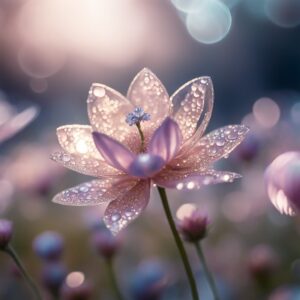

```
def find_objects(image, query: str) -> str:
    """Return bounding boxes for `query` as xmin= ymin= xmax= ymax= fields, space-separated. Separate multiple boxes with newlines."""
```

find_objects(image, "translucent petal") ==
xmin=87 ymin=83 xmax=140 ymax=152
xmin=154 ymin=169 xmax=241 ymax=190
xmin=57 ymin=125 xmax=102 ymax=159
xmin=0 ymin=106 xmax=38 ymax=143
xmin=172 ymin=77 xmax=213 ymax=142
xmin=50 ymin=151 xmax=123 ymax=178
xmin=148 ymin=118 xmax=182 ymax=162
xmin=53 ymin=178 xmax=137 ymax=206
xmin=127 ymin=68 xmax=171 ymax=143
xmin=104 ymin=180 xmax=151 ymax=234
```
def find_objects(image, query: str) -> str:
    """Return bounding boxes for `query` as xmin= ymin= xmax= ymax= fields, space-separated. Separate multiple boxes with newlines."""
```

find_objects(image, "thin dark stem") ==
xmin=136 ymin=122 xmax=145 ymax=152
xmin=194 ymin=242 xmax=220 ymax=300
xmin=4 ymin=244 xmax=43 ymax=300
xmin=157 ymin=187 xmax=199 ymax=300
xmin=106 ymin=258 xmax=124 ymax=300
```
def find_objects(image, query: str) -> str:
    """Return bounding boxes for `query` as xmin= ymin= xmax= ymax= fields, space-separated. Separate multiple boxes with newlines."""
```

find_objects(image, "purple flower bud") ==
xmin=234 ymin=134 xmax=260 ymax=162
xmin=33 ymin=231 xmax=64 ymax=261
xmin=247 ymin=244 xmax=279 ymax=281
xmin=130 ymin=260 xmax=168 ymax=300
xmin=0 ymin=219 xmax=13 ymax=249
xmin=91 ymin=230 xmax=121 ymax=260
xmin=177 ymin=209 xmax=208 ymax=243
xmin=61 ymin=282 xmax=93 ymax=300
xmin=265 ymin=152 xmax=300 ymax=215
xmin=41 ymin=263 xmax=67 ymax=294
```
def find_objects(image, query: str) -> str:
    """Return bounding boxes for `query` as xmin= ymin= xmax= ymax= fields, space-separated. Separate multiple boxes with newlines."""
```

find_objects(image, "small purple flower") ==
xmin=177 ymin=209 xmax=208 ymax=243
xmin=126 ymin=107 xmax=151 ymax=126
xmin=247 ymin=244 xmax=279 ymax=281
xmin=91 ymin=229 xmax=122 ymax=260
xmin=33 ymin=231 xmax=64 ymax=261
xmin=41 ymin=263 xmax=67 ymax=294
xmin=130 ymin=260 xmax=168 ymax=300
xmin=0 ymin=219 xmax=13 ymax=249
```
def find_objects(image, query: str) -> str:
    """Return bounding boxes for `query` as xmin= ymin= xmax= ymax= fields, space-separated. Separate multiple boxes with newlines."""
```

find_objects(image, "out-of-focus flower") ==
xmin=41 ymin=263 xmax=67 ymax=295
xmin=177 ymin=208 xmax=208 ymax=242
xmin=265 ymin=152 xmax=300 ymax=215
xmin=234 ymin=133 xmax=260 ymax=162
xmin=269 ymin=285 xmax=300 ymax=300
xmin=0 ymin=219 xmax=13 ymax=249
xmin=2 ymin=143 xmax=65 ymax=196
xmin=33 ymin=231 xmax=64 ymax=261
xmin=61 ymin=272 xmax=92 ymax=300
xmin=51 ymin=68 xmax=248 ymax=234
xmin=0 ymin=97 xmax=38 ymax=144
xmin=248 ymin=244 xmax=279 ymax=282
xmin=129 ymin=260 xmax=168 ymax=300
xmin=91 ymin=226 xmax=122 ymax=260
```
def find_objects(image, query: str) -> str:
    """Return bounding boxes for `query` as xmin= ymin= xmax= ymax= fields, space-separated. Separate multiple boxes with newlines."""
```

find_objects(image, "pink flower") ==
xmin=51 ymin=69 xmax=248 ymax=234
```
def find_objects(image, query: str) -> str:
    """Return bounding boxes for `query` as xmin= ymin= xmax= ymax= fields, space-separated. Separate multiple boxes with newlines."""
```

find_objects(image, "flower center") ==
xmin=126 ymin=107 xmax=150 ymax=152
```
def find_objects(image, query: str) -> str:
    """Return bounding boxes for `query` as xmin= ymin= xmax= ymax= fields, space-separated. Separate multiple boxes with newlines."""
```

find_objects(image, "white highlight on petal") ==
xmin=75 ymin=140 xmax=89 ymax=154
xmin=66 ymin=272 xmax=85 ymax=288
xmin=176 ymin=203 xmax=197 ymax=221
xmin=253 ymin=97 xmax=280 ymax=128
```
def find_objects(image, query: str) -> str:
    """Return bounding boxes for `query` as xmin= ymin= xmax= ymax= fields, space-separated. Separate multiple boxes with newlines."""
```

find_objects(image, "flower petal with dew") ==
xmin=172 ymin=77 xmax=213 ymax=144
xmin=53 ymin=178 xmax=137 ymax=206
xmin=127 ymin=68 xmax=172 ymax=144
xmin=104 ymin=180 xmax=151 ymax=234
xmin=51 ymin=69 xmax=248 ymax=234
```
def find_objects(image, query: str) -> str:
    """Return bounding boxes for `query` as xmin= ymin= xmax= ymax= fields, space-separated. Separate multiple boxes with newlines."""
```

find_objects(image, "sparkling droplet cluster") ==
xmin=53 ymin=179 xmax=136 ymax=206
xmin=104 ymin=180 xmax=150 ymax=234
xmin=87 ymin=84 xmax=140 ymax=153
xmin=173 ymin=77 xmax=211 ymax=140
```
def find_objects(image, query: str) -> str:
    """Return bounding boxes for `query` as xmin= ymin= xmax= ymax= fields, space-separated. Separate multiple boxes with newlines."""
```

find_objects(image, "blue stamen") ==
xmin=126 ymin=107 xmax=151 ymax=126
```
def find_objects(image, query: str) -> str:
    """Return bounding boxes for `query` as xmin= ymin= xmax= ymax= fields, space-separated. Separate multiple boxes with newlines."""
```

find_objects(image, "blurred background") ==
xmin=0 ymin=0 xmax=300 ymax=299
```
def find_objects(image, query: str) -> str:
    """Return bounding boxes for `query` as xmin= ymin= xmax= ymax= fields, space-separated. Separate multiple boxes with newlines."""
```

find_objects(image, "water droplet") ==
xmin=216 ymin=138 xmax=225 ymax=146
xmin=111 ymin=213 xmax=121 ymax=222
xmin=93 ymin=87 xmax=106 ymax=97
xmin=79 ymin=186 xmax=89 ymax=193
xmin=62 ymin=154 xmax=70 ymax=162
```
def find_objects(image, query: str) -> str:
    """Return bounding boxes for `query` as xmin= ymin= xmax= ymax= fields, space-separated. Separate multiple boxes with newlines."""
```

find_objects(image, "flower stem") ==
xmin=157 ymin=187 xmax=199 ymax=300
xmin=105 ymin=258 xmax=124 ymax=300
xmin=136 ymin=122 xmax=145 ymax=152
xmin=194 ymin=242 xmax=220 ymax=300
xmin=4 ymin=244 xmax=43 ymax=300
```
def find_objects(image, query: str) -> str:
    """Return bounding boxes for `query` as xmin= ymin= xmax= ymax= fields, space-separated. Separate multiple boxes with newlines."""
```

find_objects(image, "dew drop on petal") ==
xmin=186 ymin=0 xmax=232 ymax=44
xmin=93 ymin=87 xmax=106 ymax=98
xmin=111 ymin=213 xmax=121 ymax=222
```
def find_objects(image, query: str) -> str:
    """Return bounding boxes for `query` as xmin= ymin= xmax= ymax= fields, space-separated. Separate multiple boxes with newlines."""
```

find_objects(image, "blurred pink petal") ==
xmin=104 ymin=180 xmax=151 ymax=234
xmin=127 ymin=68 xmax=171 ymax=143
xmin=92 ymin=132 xmax=135 ymax=172
xmin=154 ymin=170 xmax=241 ymax=190
xmin=172 ymin=77 xmax=213 ymax=142
xmin=128 ymin=154 xmax=165 ymax=178
xmin=50 ymin=151 xmax=123 ymax=178
xmin=0 ymin=106 xmax=38 ymax=143
xmin=53 ymin=178 xmax=137 ymax=206
xmin=57 ymin=125 xmax=103 ymax=160
xmin=87 ymin=83 xmax=140 ymax=152
xmin=148 ymin=117 xmax=182 ymax=162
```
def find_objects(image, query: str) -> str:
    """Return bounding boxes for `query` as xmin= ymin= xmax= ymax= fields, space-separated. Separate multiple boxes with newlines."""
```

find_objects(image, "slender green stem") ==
xmin=194 ymin=242 xmax=220 ymax=300
xmin=136 ymin=122 xmax=145 ymax=152
xmin=157 ymin=187 xmax=199 ymax=300
xmin=105 ymin=258 xmax=124 ymax=300
xmin=4 ymin=244 xmax=43 ymax=300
